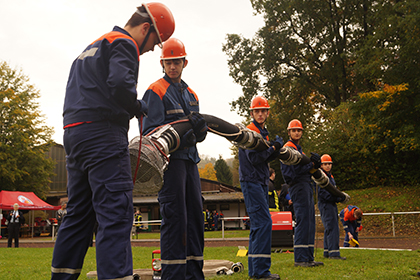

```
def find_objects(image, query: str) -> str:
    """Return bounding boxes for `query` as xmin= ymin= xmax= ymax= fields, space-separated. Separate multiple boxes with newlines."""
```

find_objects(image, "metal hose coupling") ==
xmin=149 ymin=124 xmax=180 ymax=154
xmin=231 ymin=262 xmax=244 ymax=273
xmin=311 ymin=169 xmax=330 ymax=188
xmin=279 ymin=146 xmax=304 ymax=165
xmin=232 ymin=123 xmax=262 ymax=150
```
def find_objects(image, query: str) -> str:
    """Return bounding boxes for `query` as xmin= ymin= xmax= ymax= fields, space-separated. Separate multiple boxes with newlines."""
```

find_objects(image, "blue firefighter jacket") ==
xmin=318 ymin=172 xmax=345 ymax=203
xmin=63 ymin=26 xmax=145 ymax=129
xmin=280 ymin=140 xmax=313 ymax=186
xmin=141 ymin=74 xmax=202 ymax=164
xmin=239 ymin=120 xmax=276 ymax=185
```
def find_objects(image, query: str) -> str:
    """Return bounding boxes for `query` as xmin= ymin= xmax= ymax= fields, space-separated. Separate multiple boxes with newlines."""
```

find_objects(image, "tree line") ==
xmin=222 ymin=0 xmax=420 ymax=189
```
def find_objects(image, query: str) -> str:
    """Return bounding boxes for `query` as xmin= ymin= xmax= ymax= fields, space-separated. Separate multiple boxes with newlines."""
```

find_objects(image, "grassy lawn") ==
xmin=132 ymin=229 xmax=250 ymax=239
xmin=0 ymin=246 xmax=419 ymax=279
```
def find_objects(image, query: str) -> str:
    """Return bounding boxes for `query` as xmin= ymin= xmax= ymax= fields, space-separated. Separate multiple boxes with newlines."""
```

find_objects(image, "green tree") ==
xmin=0 ymin=61 xmax=55 ymax=199
xmin=318 ymin=84 xmax=420 ymax=189
xmin=214 ymin=155 xmax=233 ymax=185
xmin=223 ymin=0 xmax=420 ymax=136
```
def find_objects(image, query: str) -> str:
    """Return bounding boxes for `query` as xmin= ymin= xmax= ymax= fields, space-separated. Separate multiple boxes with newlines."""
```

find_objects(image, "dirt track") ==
xmin=1 ymin=236 xmax=419 ymax=250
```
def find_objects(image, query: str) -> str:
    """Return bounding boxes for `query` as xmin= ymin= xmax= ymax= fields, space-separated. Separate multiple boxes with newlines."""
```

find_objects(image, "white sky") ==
xmin=0 ymin=0 xmax=264 ymax=159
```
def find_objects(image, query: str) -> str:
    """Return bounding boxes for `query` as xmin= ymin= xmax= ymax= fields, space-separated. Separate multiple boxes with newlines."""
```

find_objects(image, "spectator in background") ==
xmin=7 ymin=203 xmax=25 ymax=248
xmin=340 ymin=205 xmax=363 ymax=247
xmin=279 ymin=183 xmax=294 ymax=219
xmin=268 ymin=168 xmax=280 ymax=212
xmin=56 ymin=201 xmax=67 ymax=233
xmin=213 ymin=210 xmax=219 ymax=231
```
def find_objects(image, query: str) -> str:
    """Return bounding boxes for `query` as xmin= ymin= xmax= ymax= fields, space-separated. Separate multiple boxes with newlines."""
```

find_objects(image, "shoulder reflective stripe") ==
xmin=161 ymin=259 xmax=187 ymax=265
xmin=78 ymin=48 xmax=98 ymax=60
xmin=248 ymin=254 xmax=271 ymax=258
xmin=246 ymin=123 xmax=269 ymax=141
xmin=91 ymin=31 xmax=139 ymax=58
xmin=166 ymin=109 xmax=184 ymax=114
xmin=188 ymin=87 xmax=199 ymax=101
xmin=51 ymin=266 xmax=82 ymax=274
xmin=284 ymin=141 xmax=297 ymax=150
xmin=343 ymin=225 xmax=348 ymax=229
xmin=149 ymin=78 xmax=171 ymax=100
xmin=294 ymin=245 xmax=310 ymax=248
xmin=186 ymin=255 xmax=204 ymax=261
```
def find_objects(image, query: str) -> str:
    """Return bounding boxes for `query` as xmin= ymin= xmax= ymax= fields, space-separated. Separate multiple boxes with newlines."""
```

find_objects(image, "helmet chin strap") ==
xmin=139 ymin=27 xmax=153 ymax=54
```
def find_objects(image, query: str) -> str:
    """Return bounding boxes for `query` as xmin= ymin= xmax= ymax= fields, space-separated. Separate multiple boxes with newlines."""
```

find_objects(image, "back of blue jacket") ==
xmin=63 ymin=26 xmax=141 ymax=128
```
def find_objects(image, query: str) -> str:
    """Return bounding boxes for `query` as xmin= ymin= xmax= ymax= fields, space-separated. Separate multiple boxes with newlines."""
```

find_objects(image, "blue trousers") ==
xmin=241 ymin=181 xmax=272 ymax=278
xmin=318 ymin=202 xmax=341 ymax=257
xmin=289 ymin=181 xmax=315 ymax=262
xmin=159 ymin=159 xmax=204 ymax=280
xmin=51 ymin=121 xmax=134 ymax=280
xmin=342 ymin=221 xmax=359 ymax=247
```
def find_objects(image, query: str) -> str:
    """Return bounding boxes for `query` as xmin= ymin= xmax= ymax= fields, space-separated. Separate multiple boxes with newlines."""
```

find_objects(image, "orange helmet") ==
xmin=143 ymin=2 xmax=175 ymax=46
xmin=287 ymin=119 xmax=303 ymax=130
xmin=321 ymin=154 xmax=333 ymax=164
xmin=161 ymin=38 xmax=187 ymax=60
xmin=249 ymin=96 xmax=270 ymax=110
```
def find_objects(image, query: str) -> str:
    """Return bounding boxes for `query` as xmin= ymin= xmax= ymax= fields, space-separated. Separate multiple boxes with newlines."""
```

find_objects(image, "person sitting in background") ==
xmin=340 ymin=205 xmax=363 ymax=247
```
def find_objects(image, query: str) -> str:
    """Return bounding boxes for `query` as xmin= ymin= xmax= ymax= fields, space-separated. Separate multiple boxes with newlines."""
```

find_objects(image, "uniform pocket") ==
xmin=158 ymin=194 xmax=177 ymax=220
xmin=104 ymin=181 xmax=133 ymax=192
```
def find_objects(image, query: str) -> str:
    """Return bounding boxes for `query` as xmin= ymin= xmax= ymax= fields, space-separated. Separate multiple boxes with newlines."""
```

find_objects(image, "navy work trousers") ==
xmin=289 ymin=180 xmax=315 ymax=262
xmin=51 ymin=121 xmax=134 ymax=280
xmin=318 ymin=202 xmax=341 ymax=257
xmin=241 ymin=181 xmax=272 ymax=278
xmin=159 ymin=158 xmax=204 ymax=280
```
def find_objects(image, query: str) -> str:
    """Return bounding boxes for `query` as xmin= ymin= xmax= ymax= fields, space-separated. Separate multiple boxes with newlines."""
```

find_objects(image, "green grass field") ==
xmin=0 ymin=246 xmax=419 ymax=279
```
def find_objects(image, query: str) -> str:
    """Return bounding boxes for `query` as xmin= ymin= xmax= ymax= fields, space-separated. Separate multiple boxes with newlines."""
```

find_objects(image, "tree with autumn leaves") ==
xmin=223 ymin=0 xmax=420 ymax=189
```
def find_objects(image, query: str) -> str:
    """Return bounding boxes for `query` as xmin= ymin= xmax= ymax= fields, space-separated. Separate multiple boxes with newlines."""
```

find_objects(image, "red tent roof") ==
xmin=0 ymin=190 xmax=61 ymax=210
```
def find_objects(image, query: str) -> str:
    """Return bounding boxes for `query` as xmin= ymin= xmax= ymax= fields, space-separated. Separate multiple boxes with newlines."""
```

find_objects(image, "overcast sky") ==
xmin=0 ymin=0 xmax=264 ymax=159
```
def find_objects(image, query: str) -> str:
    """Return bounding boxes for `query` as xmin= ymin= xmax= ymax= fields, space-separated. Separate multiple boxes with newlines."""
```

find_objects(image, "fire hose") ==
xmin=129 ymin=113 xmax=350 ymax=202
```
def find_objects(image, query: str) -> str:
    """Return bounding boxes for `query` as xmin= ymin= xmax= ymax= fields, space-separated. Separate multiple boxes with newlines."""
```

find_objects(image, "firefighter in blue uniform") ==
xmin=51 ymin=3 xmax=175 ymax=280
xmin=340 ymin=205 xmax=363 ymax=247
xmin=239 ymin=96 xmax=281 ymax=279
xmin=141 ymin=38 xmax=207 ymax=280
xmin=317 ymin=154 xmax=347 ymax=260
xmin=280 ymin=119 xmax=324 ymax=267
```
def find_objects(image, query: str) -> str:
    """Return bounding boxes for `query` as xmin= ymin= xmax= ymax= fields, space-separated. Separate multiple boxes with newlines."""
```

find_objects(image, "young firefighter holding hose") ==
xmin=317 ymin=154 xmax=347 ymax=260
xmin=239 ymin=96 xmax=282 ymax=279
xmin=141 ymin=38 xmax=207 ymax=280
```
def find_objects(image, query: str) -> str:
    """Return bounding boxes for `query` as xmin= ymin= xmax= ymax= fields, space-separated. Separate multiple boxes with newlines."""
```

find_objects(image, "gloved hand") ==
xmin=135 ymin=100 xmax=148 ymax=118
xmin=340 ymin=192 xmax=351 ymax=204
xmin=310 ymin=152 xmax=321 ymax=169
xmin=188 ymin=112 xmax=207 ymax=142
xmin=272 ymin=135 xmax=284 ymax=151
xmin=180 ymin=128 xmax=196 ymax=149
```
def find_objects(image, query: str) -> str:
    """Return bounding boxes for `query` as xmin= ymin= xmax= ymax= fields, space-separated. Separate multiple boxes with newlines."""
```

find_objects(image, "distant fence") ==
xmin=133 ymin=211 xmax=420 ymax=239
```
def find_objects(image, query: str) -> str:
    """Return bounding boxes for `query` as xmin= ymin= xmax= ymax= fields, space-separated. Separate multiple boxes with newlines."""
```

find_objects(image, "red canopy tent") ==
xmin=0 ymin=191 xmax=61 ymax=239
xmin=0 ymin=190 xmax=60 ymax=210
